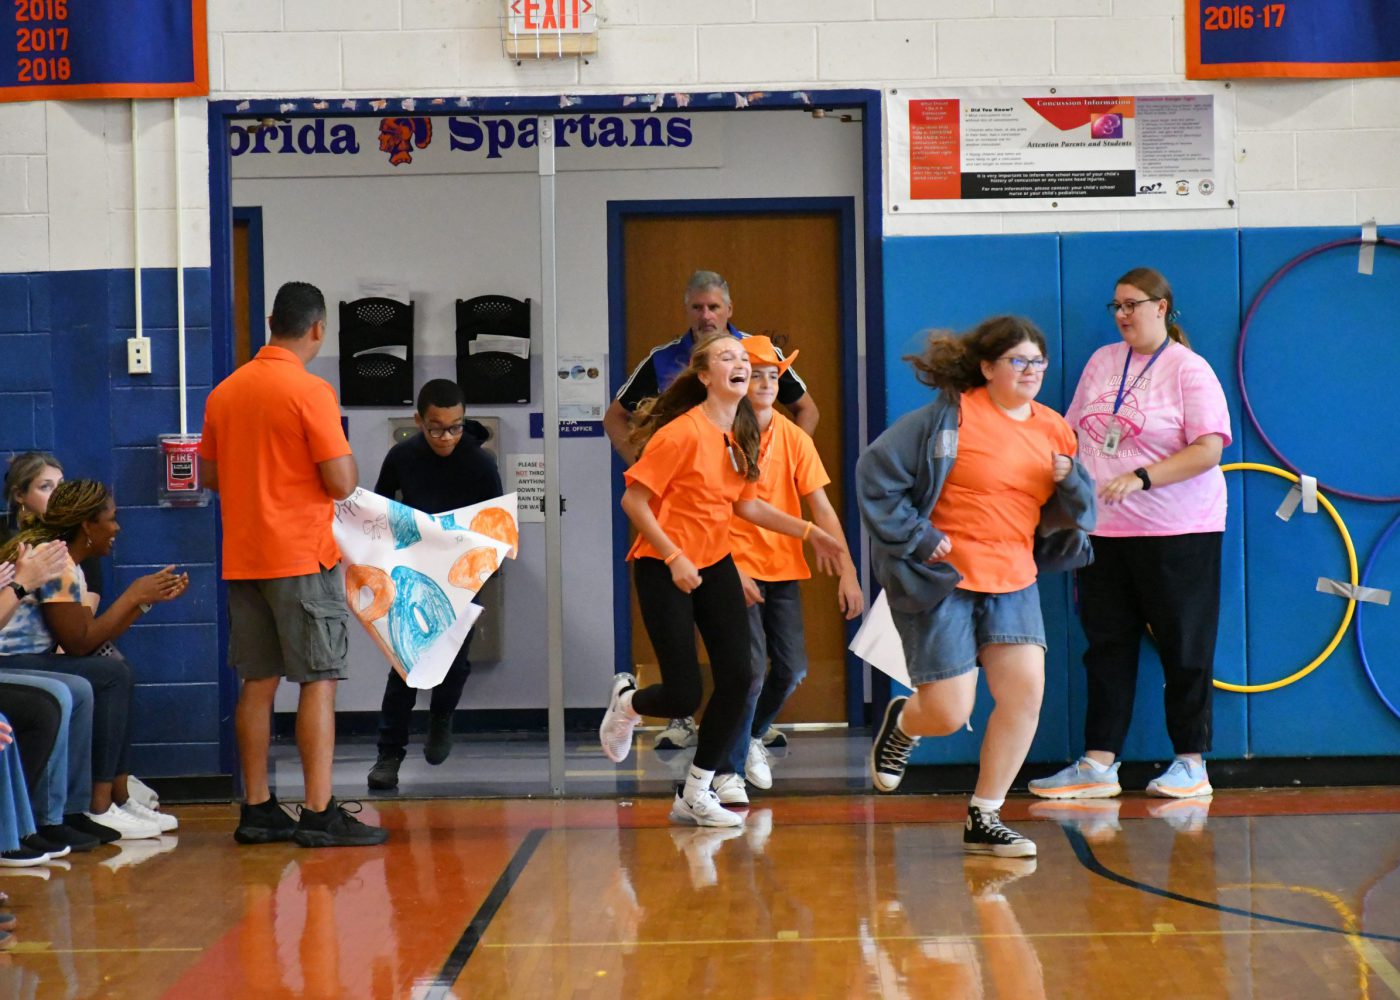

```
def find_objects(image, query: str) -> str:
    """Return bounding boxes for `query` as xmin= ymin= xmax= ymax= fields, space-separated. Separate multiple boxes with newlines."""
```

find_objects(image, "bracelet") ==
xmin=802 ymin=521 xmax=813 ymax=540
xmin=663 ymin=550 xmax=683 ymax=566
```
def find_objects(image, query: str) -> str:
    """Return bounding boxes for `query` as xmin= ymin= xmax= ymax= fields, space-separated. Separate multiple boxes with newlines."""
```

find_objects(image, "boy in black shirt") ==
xmin=367 ymin=379 xmax=503 ymax=790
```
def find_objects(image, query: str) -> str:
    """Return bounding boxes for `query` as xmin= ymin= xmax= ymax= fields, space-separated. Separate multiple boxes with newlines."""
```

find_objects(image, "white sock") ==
xmin=969 ymin=795 xmax=1003 ymax=814
xmin=1082 ymin=756 xmax=1112 ymax=774
xmin=619 ymin=688 xmax=640 ymax=720
xmin=684 ymin=765 xmax=715 ymax=804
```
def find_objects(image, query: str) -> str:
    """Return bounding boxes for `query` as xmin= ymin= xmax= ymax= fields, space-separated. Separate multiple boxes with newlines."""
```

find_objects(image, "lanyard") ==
xmin=1112 ymin=339 xmax=1169 ymax=415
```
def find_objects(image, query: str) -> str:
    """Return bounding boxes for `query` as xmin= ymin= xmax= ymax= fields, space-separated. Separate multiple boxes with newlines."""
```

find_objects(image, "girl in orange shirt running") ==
xmin=711 ymin=336 xmax=863 ymax=805
xmin=599 ymin=333 xmax=845 ymax=828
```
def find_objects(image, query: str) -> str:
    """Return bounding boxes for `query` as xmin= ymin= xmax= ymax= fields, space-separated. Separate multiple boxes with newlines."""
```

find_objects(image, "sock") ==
xmin=969 ymin=795 xmax=1003 ymax=815
xmin=1082 ymin=757 xmax=1112 ymax=774
xmin=619 ymin=688 xmax=640 ymax=720
xmin=684 ymin=765 xmax=716 ymax=804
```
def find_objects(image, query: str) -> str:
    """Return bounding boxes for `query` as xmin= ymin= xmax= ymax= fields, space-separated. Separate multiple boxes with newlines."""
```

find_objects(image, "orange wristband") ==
xmin=664 ymin=550 xmax=683 ymax=566
xmin=802 ymin=521 xmax=813 ymax=540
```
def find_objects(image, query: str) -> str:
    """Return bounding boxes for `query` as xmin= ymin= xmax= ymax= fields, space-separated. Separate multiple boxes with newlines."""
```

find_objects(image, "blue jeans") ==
xmin=0 ymin=712 xmax=37 ymax=851
xmin=0 ymin=670 xmax=94 ymax=824
xmin=2 ymin=654 xmax=130 ymax=782
xmin=725 ymin=580 xmax=808 ymax=776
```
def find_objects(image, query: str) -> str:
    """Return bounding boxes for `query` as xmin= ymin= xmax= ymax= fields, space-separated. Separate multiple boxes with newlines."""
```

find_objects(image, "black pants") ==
xmin=0 ymin=682 xmax=62 ymax=789
xmin=1079 ymin=532 xmax=1222 ymax=757
xmin=631 ymin=556 xmax=759 ymax=773
xmin=376 ymin=636 xmax=473 ymax=753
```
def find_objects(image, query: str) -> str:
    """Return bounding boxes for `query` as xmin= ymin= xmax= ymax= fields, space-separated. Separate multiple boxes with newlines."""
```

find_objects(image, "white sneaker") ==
xmin=654 ymin=716 xmax=698 ymax=750
xmin=120 ymin=799 xmax=178 ymax=833
xmin=599 ymin=672 xmax=639 ymax=763
xmin=669 ymin=788 xmax=744 ymax=828
xmin=712 ymin=772 xmax=749 ymax=806
xmin=86 ymin=805 xmax=160 ymax=840
xmin=745 ymin=738 xmax=773 ymax=790
xmin=126 ymin=776 xmax=160 ymax=810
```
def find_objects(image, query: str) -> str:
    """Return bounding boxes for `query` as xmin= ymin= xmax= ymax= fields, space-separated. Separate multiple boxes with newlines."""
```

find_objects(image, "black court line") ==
xmin=420 ymin=827 xmax=548 ymax=997
xmin=1063 ymin=826 xmax=1400 ymax=944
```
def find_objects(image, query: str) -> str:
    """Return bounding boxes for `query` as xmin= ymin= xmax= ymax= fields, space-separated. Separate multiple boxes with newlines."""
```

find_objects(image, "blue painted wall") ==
xmin=0 ymin=267 xmax=221 ymax=777
xmin=882 ymin=226 xmax=1400 ymax=765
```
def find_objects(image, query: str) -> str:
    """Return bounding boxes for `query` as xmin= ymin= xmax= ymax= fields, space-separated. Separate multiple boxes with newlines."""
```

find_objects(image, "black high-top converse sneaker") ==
xmin=963 ymin=805 xmax=1036 ymax=858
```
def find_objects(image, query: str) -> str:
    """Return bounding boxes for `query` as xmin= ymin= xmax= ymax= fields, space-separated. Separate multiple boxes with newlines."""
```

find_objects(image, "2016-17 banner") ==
xmin=1187 ymin=0 xmax=1400 ymax=78
xmin=2 ymin=0 xmax=207 ymax=102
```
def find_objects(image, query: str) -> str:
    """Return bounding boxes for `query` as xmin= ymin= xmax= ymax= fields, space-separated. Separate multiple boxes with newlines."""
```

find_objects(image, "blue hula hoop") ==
xmin=1356 ymin=508 xmax=1400 ymax=721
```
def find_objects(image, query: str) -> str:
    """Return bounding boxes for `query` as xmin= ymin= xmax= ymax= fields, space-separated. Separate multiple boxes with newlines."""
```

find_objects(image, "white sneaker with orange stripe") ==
xmin=1145 ymin=757 xmax=1213 ymax=799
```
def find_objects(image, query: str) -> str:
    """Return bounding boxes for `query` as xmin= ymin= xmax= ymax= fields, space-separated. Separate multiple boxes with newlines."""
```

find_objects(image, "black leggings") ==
xmin=1079 ymin=532 xmax=1222 ymax=757
xmin=0 ymin=682 xmax=62 ymax=789
xmin=630 ymin=556 xmax=759 ymax=773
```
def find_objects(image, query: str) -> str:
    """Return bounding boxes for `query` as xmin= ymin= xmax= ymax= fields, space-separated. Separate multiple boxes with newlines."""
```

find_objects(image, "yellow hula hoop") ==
xmin=1214 ymin=463 xmax=1358 ymax=693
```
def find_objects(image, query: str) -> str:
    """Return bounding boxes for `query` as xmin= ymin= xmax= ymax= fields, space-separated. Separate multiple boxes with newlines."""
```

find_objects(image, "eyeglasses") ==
xmin=998 ymin=356 xmax=1049 ymax=373
xmin=1106 ymin=297 xmax=1161 ymax=316
xmin=425 ymin=424 xmax=466 ymax=440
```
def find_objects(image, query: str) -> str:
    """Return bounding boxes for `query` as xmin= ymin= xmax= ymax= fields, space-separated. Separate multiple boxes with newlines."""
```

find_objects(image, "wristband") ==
xmin=802 ymin=521 xmax=813 ymax=540
xmin=663 ymin=550 xmax=683 ymax=566
xmin=1133 ymin=467 xmax=1152 ymax=491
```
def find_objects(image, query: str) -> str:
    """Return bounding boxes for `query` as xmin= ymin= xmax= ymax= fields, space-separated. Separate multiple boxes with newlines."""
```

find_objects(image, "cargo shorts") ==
xmin=228 ymin=565 xmax=350 ymax=683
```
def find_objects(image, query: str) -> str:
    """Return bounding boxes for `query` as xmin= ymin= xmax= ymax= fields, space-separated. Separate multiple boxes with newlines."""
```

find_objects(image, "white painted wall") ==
xmin=5 ymin=6 xmax=1400 ymax=275
xmin=234 ymin=109 xmax=865 ymax=712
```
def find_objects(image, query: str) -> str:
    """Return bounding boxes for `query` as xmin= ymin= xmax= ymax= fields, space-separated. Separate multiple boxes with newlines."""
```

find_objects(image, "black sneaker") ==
xmin=64 ymin=812 xmax=121 ymax=845
xmin=424 ymin=712 xmax=453 ymax=766
xmin=963 ymin=805 xmax=1037 ymax=858
xmin=38 ymin=823 xmax=101 ymax=853
xmin=233 ymin=796 xmax=297 ymax=845
xmin=293 ymin=798 xmax=389 ymax=848
xmin=21 ymin=833 xmax=70 ymax=860
xmin=367 ymin=747 xmax=405 ymax=790
xmin=870 ymin=696 xmax=918 ymax=793
xmin=0 ymin=846 xmax=50 ymax=867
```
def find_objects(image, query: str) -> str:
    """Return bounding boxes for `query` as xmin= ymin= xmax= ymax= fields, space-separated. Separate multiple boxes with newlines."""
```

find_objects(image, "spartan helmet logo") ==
xmin=378 ymin=117 xmax=433 ymax=166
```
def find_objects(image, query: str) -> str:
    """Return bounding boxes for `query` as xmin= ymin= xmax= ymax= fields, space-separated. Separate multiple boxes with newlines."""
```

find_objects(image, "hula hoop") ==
xmin=1355 ymin=508 xmax=1400 ymax=721
xmin=1237 ymin=236 xmax=1400 ymax=503
xmin=1214 ymin=463 xmax=1358 ymax=693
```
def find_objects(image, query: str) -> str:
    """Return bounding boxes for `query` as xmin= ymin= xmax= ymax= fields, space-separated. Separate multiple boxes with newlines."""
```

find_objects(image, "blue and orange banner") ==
xmin=1187 ymin=0 xmax=1400 ymax=78
xmin=1 ymin=0 xmax=206 ymax=102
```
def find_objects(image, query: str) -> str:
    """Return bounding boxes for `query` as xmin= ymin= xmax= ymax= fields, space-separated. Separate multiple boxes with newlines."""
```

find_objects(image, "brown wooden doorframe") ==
xmin=607 ymin=197 xmax=863 ymax=725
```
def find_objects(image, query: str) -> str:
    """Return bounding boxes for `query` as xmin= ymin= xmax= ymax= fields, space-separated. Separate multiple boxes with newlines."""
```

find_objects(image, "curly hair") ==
xmin=905 ymin=316 xmax=1048 ymax=399
xmin=0 ymin=479 xmax=111 ymax=564
xmin=628 ymin=333 xmax=761 ymax=482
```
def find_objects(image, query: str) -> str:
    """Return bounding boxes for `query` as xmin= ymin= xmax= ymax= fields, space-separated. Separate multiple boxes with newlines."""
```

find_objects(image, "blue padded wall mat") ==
xmin=1238 ymin=226 xmax=1400 ymax=755
xmin=1059 ymin=230 xmax=1247 ymax=766
xmin=881 ymin=234 xmax=1070 ymax=766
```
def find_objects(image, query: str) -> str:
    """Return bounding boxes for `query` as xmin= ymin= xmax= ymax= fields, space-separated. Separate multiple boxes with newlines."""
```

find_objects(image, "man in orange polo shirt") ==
xmin=200 ymin=281 xmax=387 ymax=848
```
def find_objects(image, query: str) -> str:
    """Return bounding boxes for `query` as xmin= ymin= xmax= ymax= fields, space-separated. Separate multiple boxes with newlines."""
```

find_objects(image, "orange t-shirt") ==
xmin=624 ymin=407 xmax=759 ymax=569
xmin=200 ymin=345 xmax=352 ymax=580
xmin=730 ymin=413 xmax=830 ymax=582
xmin=932 ymin=386 xmax=1077 ymax=594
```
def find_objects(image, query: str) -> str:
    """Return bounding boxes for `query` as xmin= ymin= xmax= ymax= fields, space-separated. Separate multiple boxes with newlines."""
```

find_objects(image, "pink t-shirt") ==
xmin=1066 ymin=340 xmax=1231 ymax=537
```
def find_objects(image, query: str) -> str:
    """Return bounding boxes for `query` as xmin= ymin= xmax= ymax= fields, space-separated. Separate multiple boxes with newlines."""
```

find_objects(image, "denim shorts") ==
xmin=890 ymin=583 xmax=1046 ymax=686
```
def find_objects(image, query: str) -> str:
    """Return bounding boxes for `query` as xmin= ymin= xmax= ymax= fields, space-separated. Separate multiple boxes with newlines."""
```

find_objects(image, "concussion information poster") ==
xmin=885 ymin=87 xmax=1235 ymax=214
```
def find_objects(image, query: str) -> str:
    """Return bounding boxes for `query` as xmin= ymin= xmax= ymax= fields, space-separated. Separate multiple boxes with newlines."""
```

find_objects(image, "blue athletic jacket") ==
xmin=855 ymin=392 xmax=1097 ymax=614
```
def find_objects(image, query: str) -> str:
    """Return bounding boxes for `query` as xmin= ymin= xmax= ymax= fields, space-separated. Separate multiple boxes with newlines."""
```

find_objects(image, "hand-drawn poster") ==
xmin=333 ymin=490 xmax=519 ymax=690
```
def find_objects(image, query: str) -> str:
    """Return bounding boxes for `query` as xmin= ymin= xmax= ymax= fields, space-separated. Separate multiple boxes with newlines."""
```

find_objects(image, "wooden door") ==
xmin=622 ymin=211 xmax=847 ymax=724
xmin=232 ymin=219 xmax=252 ymax=367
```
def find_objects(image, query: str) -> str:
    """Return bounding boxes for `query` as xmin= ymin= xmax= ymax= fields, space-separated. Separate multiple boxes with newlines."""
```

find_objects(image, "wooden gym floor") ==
xmin=0 ymin=788 xmax=1396 ymax=998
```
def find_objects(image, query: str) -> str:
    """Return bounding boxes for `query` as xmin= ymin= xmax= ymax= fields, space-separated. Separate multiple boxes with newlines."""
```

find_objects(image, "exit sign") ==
xmin=504 ymin=0 xmax=598 ymax=56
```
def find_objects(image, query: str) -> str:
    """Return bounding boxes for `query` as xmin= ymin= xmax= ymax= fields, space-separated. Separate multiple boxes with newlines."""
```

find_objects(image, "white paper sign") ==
xmin=849 ymin=590 xmax=912 ymax=691
xmin=509 ymin=454 xmax=546 ymax=523
xmin=557 ymin=354 xmax=606 ymax=420
xmin=333 ymin=490 xmax=519 ymax=689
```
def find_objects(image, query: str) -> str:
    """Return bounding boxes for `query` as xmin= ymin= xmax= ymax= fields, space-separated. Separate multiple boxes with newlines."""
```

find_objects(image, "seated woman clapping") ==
xmin=0 ymin=480 xmax=187 ymax=840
